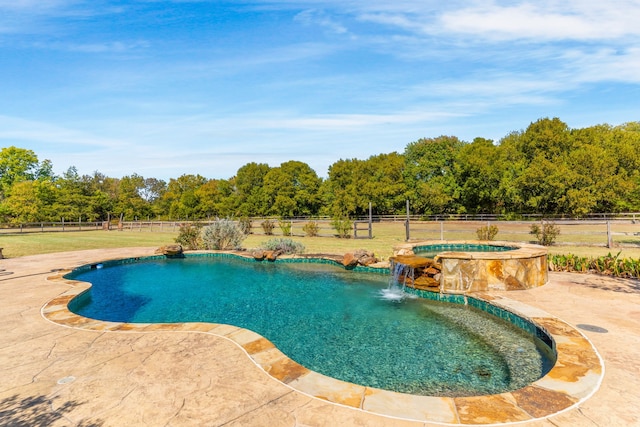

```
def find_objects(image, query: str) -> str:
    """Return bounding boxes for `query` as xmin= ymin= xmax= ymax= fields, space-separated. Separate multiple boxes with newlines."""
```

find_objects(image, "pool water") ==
xmin=68 ymin=256 xmax=553 ymax=397
xmin=414 ymin=243 xmax=516 ymax=258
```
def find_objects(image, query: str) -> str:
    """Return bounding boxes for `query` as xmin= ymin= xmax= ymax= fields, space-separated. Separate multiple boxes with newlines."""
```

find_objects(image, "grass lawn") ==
xmin=2 ymin=221 xmax=640 ymax=260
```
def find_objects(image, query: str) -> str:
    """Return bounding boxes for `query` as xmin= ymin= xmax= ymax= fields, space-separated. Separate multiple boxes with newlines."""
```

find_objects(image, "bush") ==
xmin=548 ymin=252 xmax=640 ymax=279
xmin=302 ymin=220 xmax=319 ymax=237
xmin=331 ymin=217 xmax=352 ymax=238
xmin=261 ymin=219 xmax=275 ymax=235
xmin=201 ymin=219 xmax=246 ymax=250
xmin=175 ymin=222 xmax=203 ymax=249
xmin=278 ymin=219 xmax=292 ymax=236
xmin=261 ymin=238 xmax=305 ymax=255
xmin=238 ymin=217 xmax=252 ymax=235
xmin=530 ymin=221 xmax=560 ymax=246
xmin=476 ymin=224 xmax=499 ymax=240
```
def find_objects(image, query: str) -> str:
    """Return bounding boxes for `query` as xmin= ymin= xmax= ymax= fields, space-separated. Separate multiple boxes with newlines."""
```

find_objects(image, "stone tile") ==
xmin=363 ymin=388 xmax=458 ymax=423
xmin=454 ymin=393 xmax=532 ymax=424
xmin=511 ymin=385 xmax=578 ymax=418
xmin=288 ymin=371 xmax=365 ymax=408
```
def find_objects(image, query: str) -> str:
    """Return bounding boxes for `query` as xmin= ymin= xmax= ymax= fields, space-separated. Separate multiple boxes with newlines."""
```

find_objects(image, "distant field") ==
xmin=1 ymin=221 xmax=639 ymax=260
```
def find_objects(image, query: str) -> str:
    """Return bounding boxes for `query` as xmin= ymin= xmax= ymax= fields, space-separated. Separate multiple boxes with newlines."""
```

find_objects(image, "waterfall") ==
xmin=379 ymin=259 xmax=414 ymax=301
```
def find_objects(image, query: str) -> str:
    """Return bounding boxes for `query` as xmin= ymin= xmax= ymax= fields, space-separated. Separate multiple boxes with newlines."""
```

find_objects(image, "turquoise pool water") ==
xmin=67 ymin=255 xmax=553 ymax=397
xmin=414 ymin=243 xmax=517 ymax=258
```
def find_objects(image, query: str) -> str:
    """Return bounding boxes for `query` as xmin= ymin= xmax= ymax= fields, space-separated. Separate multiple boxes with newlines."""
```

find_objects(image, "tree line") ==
xmin=1 ymin=117 xmax=639 ymax=224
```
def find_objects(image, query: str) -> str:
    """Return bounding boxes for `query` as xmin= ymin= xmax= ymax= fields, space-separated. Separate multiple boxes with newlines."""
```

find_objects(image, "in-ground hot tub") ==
xmin=393 ymin=240 xmax=548 ymax=293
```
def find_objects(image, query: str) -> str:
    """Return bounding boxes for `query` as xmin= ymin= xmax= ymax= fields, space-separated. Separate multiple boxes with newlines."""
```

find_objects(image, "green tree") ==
xmin=403 ymin=136 xmax=463 ymax=215
xmin=114 ymin=174 xmax=155 ymax=220
xmin=52 ymin=167 xmax=96 ymax=221
xmin=355 ymin=153 xmax=407 ymax=215
xmin=455 ymin=138 xmax=502 ymax=214
xmin=1 ymin=181 xmax=46 ymax=223
xmin=321 ymin=158 xmax=364 ymax=217
xmin=263 ymin=161 xmax=322 ymax=217
xmin=195 ymin=179 xmax=228 ymax=219
xmin=233 ymin=162 xmax=270 ymax=216
xmin=160 ymin=174 xmax=208 ymax=220
xmin=0 ymin=146 xmax=40 ymax=196
xmin=516 ymin=117 xmax=573 ymax=161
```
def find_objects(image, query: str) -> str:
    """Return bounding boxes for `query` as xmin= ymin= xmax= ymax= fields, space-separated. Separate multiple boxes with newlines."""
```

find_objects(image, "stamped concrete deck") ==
xmin=1 ymin=248 xmax=639 ymax=426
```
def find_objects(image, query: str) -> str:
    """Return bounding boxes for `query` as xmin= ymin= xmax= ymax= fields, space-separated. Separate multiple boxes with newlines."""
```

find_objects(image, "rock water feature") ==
xmin=393 ymin=241 xmax=549 ymax=292
xmin=385 ymin=255 xmax=442 ymax=299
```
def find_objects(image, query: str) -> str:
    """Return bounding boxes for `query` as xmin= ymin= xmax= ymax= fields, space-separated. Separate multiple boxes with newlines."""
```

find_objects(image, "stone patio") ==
xmin=1 ymin=248 xmax=639 ymax=426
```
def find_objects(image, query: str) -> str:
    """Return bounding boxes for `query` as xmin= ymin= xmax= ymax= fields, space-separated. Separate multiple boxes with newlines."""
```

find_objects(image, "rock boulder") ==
xmin=155 ymin=244 xmax=184 ymax=256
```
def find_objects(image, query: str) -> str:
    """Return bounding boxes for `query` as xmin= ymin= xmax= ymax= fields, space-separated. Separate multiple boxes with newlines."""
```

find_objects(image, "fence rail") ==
xmin=406 ymin=219 xmax=640 ymax=248
xmin=2 ymin=216 xmax=639 ymax=248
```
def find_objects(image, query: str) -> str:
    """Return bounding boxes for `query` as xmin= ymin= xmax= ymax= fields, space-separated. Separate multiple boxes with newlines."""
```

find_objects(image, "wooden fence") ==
xmin=1 ymin=217 xmax=639 ymax=248
xmin=405 ymin=219 xmax=640 ymax=248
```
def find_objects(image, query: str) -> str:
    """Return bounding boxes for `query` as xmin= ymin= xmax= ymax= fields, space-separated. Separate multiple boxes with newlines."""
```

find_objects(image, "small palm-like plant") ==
xmin=476 ymin=225 xmax=499 ymax=240
xmin=530 ymin=221 xmax=560 ymax=246
xmin=261 ymin=219 xmax=275 ymax=235
xmin=302 ymin=220 xmax=320 ymax=237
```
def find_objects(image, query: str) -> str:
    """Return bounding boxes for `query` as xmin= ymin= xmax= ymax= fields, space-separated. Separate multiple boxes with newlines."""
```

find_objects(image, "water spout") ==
xmin=380 ymin=259 xmax=414 ymax=301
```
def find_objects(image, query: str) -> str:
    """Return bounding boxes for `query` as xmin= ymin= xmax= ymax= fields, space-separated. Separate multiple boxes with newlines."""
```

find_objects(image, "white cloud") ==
xmin=437 ymin=2 xmax=640 ymax=41
xmin=279 ymin=1 xmax=640 ymax=42
xmin=294 ymin=9 xmax=349 ymax=35
xmin=563 ymin=47 xmax=640 ymax=83
xmin=0 ymin=115 xmax=126 ymax=150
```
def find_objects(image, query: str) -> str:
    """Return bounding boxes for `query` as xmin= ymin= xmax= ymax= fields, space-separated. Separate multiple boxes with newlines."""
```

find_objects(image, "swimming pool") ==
xmin=67 ymin=254 xmax=554 ymax=397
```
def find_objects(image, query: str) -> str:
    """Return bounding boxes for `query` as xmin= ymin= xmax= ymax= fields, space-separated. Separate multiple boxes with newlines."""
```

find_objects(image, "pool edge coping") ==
xmin=40 ymin=251 xmax=604 ymax=426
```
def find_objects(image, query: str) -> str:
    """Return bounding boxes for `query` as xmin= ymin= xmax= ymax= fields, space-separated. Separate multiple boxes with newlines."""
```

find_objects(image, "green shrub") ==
xmin=548 ymin=252 xmax=640 ymax=279
xmin=261 ymin=238 xmax=305 ymax=254
xmin=331 ymin=217 xmax=352 ymax=239
xmin=530 ymin=221 xmax=560 ymax=246
xmin=238 ymin=217 xmax=252 ymax=235
xmin=201 ymin=219 xmax=246 ymax=250
xmin=278 ymin=219 xmax=292 ymax=236
xmin=302 ymin=220 xmax=319 ymax=237
xmin=476 ymin=224 xmax=499 ymax=240
xmin=175 ymin=222 xmax=203 ymax=249
xmin=261 ymin=219 xmax=275 ymax=235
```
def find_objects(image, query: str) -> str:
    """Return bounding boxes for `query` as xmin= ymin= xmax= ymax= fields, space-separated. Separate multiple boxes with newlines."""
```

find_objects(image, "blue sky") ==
xmin=1 ymin=1 xmax=639 ymax=180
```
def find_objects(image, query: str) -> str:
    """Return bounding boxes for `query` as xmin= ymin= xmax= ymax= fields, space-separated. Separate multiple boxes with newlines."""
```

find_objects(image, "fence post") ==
xmin=405 ymin=200 xmax=410 ymax=241
xmin=607 ymin=220 xmax=613 ymax=248
xmin=368 ymin=202 xmax=372 ymax=239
